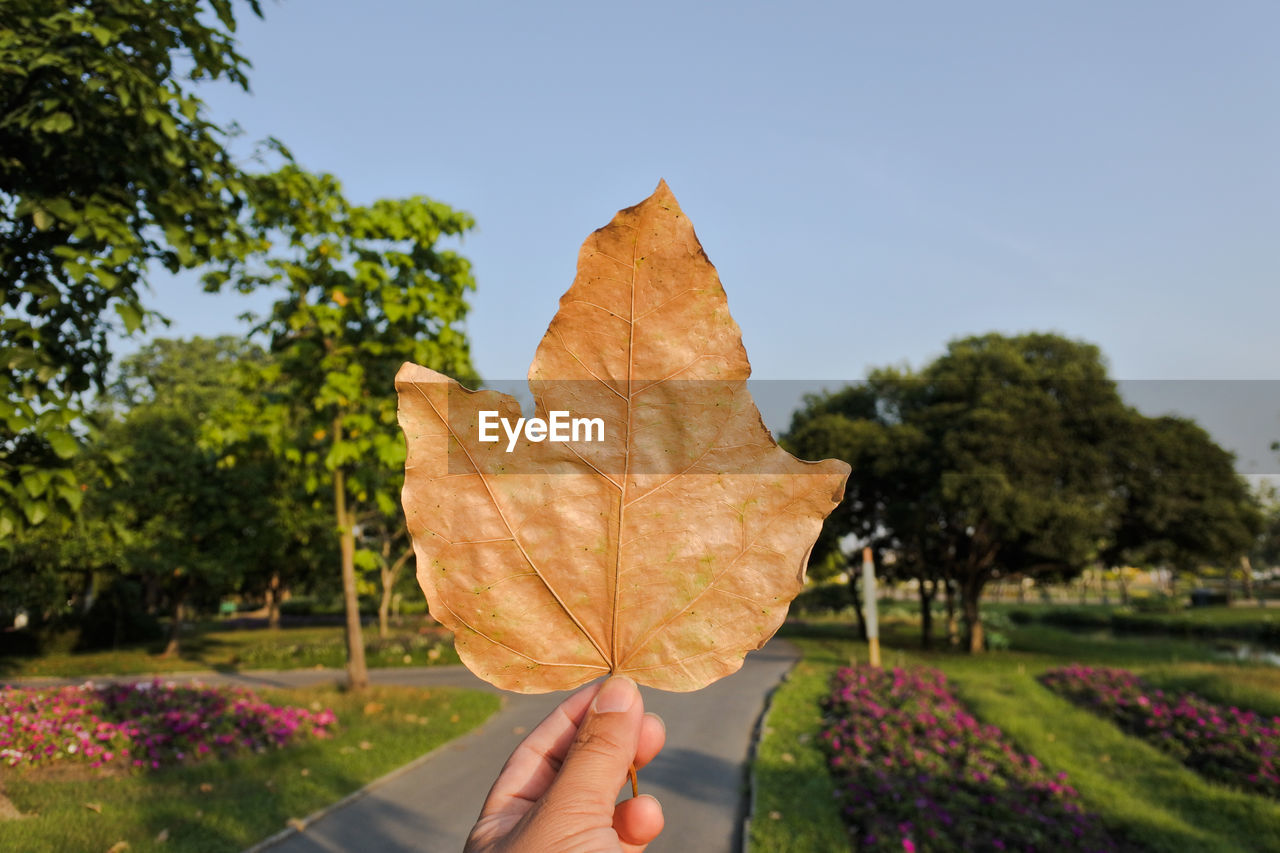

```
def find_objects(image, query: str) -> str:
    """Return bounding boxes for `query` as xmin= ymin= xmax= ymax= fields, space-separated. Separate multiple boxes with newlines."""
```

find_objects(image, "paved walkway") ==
xmin=6 ymin=639 xmax=799 ymax=853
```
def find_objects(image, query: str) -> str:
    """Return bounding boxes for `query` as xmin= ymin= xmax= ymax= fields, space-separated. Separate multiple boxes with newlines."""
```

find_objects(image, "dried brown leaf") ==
xmin=397 ymin=181 xmax=849 ymax=692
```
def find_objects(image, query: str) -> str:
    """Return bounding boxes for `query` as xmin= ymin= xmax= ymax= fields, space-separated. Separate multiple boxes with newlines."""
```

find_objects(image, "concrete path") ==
xmin=4 ymin=639 xmax=799 ymax=853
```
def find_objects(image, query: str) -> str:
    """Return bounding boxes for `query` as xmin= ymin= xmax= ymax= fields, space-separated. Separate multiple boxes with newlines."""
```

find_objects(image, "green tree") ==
xmin=1255 ymin=485 xmax=1280 ymax=566
xmin=105 ymin=336 xmax=280 ymax=655
xmin=215 ymin=166 xmax=478 ymax=689
xmin=784 ymin=375 xmax=938 ymax=644
xmin=1101 ymin=412 xmax=1261 ymax=593
xmin=0 ymin=488 xmax=121 ymax=631
xmin=787 ymin=333 xmax=1131 ymax=652
xmin=1245 ymin=481 xmax=1280 ymax=601
xmin=924 ymin=334 xmax=1131 ymax=650
xmin=1 ymin=0 xmax=265 ymax=539
xmin=357 ymin=512 xmax=415 ymax=640
xmin=1 ymin=430 xmax=126 ymax=638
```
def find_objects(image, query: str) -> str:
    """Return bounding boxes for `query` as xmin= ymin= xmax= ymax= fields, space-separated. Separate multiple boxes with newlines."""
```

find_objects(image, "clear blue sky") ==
xmin=141 ymin=0 xmax=1280 ymax=469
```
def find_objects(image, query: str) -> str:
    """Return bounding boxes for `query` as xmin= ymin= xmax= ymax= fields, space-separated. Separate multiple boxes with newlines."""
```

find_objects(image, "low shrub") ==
xmin=75 ymin=580 xmax=162 ymax=651
xmin=0 ymin=629 xmax=42 ymax=657
xmin=1039 ymin=607 xmax=1113 ymax=630
xmin=982 ymin=610 xmax=1013 ymax=651
xmin=792 ymin=583 xmax=853 ymax=616
xmin=1129 ymin=594 xmax=1183 ymax=615
xmin=1007 ymin=608 xmax=1035 ymax=625
xmin=229 ymin=629 xmax=456 ymax=669
xmin=277 ymin=598 xmax=317 ymax=617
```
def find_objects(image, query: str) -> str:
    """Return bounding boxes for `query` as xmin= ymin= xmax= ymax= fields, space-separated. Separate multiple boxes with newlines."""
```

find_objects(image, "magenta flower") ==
xmin=0 ymin=681 xmax=337 ymax=771
xmin=820 ymin=665 xmax=1126 ymax=852
xmin=1042 ymin=665 xmax=1280 ymax=800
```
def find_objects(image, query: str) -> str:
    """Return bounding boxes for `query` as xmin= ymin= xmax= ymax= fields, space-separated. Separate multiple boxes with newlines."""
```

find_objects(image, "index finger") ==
xmin=479 ymin=681 xmax=603 ymax=812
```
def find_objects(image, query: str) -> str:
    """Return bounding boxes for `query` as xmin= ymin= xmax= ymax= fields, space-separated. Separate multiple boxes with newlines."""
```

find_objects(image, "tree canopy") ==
xmin=211 ymin=165 xmax=479 ymax=689
xmin=2 ymin=5 xmax=480 ymax=681
xmin=785 ymin=332 xmax=1259 ymax=652
xmin=1102 ymin=414 xmax=1261 ymax=575
xmin=1 ymin=0 xmax=264 ymax=539
xmin=105 ymin=337 xmax=282 ymax=654
xmin=0 ymin=336 xmax=285 ymax=649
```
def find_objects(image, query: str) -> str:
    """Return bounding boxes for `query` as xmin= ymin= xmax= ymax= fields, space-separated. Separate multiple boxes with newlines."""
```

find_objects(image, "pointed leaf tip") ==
xmin=398 ymin=189 xmax=849 ymax=693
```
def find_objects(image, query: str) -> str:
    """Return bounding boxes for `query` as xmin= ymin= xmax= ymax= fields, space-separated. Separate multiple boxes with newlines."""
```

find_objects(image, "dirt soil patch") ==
xmin=0 ymin=787 xmax=24 ymax=821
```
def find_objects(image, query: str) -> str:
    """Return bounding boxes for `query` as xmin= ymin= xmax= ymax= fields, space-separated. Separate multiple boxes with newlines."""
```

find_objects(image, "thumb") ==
xmin=543 ymin=675 xmax=643 ymax=815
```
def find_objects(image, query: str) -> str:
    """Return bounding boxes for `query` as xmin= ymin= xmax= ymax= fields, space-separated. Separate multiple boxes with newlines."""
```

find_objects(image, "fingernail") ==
xmin=593 ymin=676 xmax=637 ymax=714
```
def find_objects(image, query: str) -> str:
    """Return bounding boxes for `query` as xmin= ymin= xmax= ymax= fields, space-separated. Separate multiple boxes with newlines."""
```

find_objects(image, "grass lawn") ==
xmin=751 ymin=615 xmax=1280 ymax=853
xmin=748 ymin=650 xmax=849 ymax=853
xmin=0 ymin=624 xmax=461 ymax=680
xmin=1139 ymin=663 xmax=1280 ymax=718
xmin=0 ymin=684 xmax=500 ymax=853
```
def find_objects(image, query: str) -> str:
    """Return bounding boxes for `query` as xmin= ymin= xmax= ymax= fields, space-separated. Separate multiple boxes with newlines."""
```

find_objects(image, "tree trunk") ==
xmin=378 ymin=566 xmax=392 ymax=640
xmin=377 ymin=537 xmax=392 ymax=640
xmin=144 ymin=576 xmax=160 ymax=614
xmin=847 ymin=568 xmax=867 ymax=641
xmin=377 ymin=536 xmax=414 ymax=640
xmin=961 ymin=580 xmax=985 ymax=653
xmin=334 ymin=435 xmax=369 ymax=691
xmin=266 ymin=571 xmax=282 ymax=630
xmin=1241 ymin=555 xmax=1256 ymax=603
xmin=944 ymin=579 xmax=959 ymax=647
xmin=918 ymin=576 xmax=936 ymax=649
xmin=162 ymin=586 xmax=187 ymax=658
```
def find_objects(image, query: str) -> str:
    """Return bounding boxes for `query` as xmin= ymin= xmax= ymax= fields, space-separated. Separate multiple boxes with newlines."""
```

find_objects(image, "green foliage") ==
xmin=791 ymin=581 xmax=855 ymax=617
xmin=208 ymin=164 xmax=479 ymax=685
xmin=785 ymin=332 xmax=1260 ymax=653
xmin=0 ymin=0 xmax=266 ymax=538
xmin=96 ymin=337 xmax=282 ymax=647
xmin=787 ymin=333 xmax=1131 ymax=650
xmin=1127 ymin=594 xmax=1185 ymax=615
xmin=1103 ymin=414 xmax=1261 ymax=573
xmin=1008 ymin=606 xmax=1113 ymax=630
xmin=228 ymin=630 xmax=460 ymax=670
xmin=209 ymin=164 xmax=478 ymax=501
xmin=0 ymin=624 xmax=461 ymax=678
xmin=0 ymin=441 xmax=124 ymax=624
xmin=1251 ymin=483 xmax=1280 ymax=569
xmin=74 ymin=577 xmax=162 ymax=651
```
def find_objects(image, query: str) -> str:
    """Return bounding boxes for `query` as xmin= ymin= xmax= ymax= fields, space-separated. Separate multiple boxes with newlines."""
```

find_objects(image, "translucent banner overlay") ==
xmin=424 ymin=379 xmax=1280 ymax=477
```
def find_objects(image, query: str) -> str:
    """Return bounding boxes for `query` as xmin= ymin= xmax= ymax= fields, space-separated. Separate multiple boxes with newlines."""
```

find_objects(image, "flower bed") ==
xmin=0 ymin=680 xmax=335 ymax=770
xmin=1041 ymin=665 xmax=1280 ymax=799
xmin=821 ymin=665 xmax=1126 ymax=852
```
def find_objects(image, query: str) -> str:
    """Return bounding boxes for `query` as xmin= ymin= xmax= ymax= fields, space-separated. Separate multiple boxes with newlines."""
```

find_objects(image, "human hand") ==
xmin=464 ymin=676 xmax=667 ymax=853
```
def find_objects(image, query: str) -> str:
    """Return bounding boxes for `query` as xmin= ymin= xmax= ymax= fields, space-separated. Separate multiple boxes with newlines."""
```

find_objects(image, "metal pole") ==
xmin=862 ymin=546 xmax=880 ymax=667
